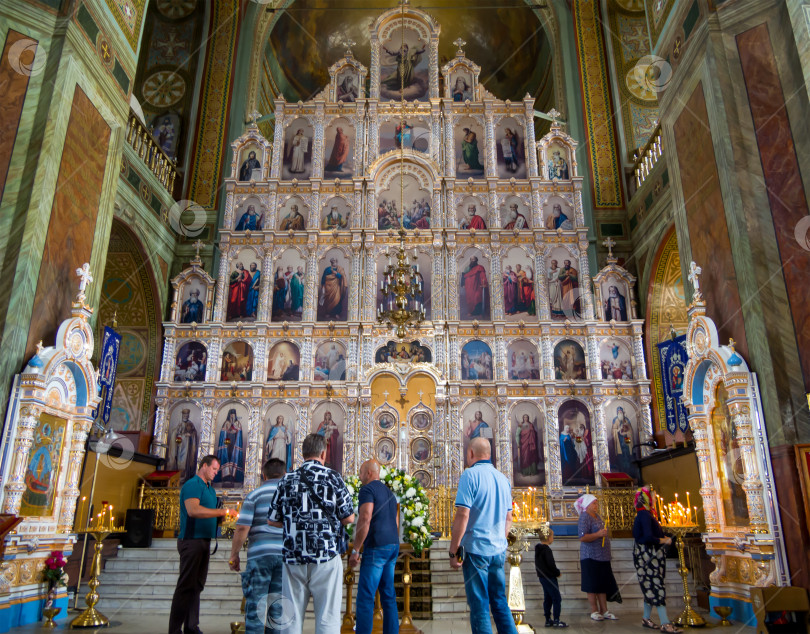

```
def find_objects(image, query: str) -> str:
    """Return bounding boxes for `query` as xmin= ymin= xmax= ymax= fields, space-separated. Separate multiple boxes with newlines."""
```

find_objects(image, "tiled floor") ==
xmin=7 ymin=607 xmax=752 ymax=634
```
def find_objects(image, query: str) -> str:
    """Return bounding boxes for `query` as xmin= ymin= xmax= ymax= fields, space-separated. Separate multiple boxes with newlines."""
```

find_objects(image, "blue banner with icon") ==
xmin=657 ymin=335 xmax=690 ymax=435
xmin=97 ymin=326 xmax=122 ymax=425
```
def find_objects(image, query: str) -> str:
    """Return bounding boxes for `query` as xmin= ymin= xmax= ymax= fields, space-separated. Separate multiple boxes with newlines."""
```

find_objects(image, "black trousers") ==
xmin=168 ymin=538 xmax=211 ymax=634
xmin=538 ymin=577 xmax=562 ymax=621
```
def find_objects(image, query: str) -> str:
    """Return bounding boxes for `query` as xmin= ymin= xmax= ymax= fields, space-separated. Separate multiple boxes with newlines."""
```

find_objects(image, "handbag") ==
xmin=298 ymin=468 xmax=349 ymax=554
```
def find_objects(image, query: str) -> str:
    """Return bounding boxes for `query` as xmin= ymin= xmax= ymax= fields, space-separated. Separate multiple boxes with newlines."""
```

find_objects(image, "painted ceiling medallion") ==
xmin=625 ymin=65 xmax=658 ymax=101
xmin=143 ymin=70 xmax=186 ymax=107
xmin=156 ymin=0 xmax=196 ymax=20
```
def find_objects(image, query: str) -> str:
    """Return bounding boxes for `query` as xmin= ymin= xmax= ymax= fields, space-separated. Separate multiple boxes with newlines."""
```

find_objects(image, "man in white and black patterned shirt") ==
xmin=268 ymin=433 xmax=354 ymax=634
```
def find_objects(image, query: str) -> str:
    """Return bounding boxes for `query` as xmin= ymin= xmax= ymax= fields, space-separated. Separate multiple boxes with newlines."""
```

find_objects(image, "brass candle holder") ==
xmin=661 ymin=524 xmax=706 ymax=628
xmin=507 ymin=520 xmax=548 ymax=634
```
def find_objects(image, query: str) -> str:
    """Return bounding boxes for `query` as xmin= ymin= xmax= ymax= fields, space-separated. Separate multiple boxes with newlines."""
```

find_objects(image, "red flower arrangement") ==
xmin=42 ymin=551 xmax=68 ymax=589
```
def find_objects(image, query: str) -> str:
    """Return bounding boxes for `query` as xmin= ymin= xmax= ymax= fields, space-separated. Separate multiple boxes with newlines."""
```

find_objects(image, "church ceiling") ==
xmin=263 ymin=0 xmax=554 ymax=103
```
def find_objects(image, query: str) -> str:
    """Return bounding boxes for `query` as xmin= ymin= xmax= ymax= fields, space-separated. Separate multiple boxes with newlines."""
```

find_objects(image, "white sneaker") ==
xmin=591 ymin=612 xmax=605 ymax=621
xmin=602 ymin=611 xmax=619 ymax=620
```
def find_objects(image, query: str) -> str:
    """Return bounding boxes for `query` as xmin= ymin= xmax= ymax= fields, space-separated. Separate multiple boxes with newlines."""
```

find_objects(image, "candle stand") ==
xmin=70 ymin=528 xmax=122 ymax=628
xmin=507 ymin=520 xmax=548 ymax=634
xmin=662 ymin=524 xmax=706 ymax=628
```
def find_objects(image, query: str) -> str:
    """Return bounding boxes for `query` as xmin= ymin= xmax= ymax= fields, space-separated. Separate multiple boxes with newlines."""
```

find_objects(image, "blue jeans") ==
xmin=241 ymin=554 xmax=284 ymax=634
xmin=355 ymin=543 xmax=399 ymax=634
xmin=462 ymin=552 xmax=518 ymax=634
xmin=538 ymin=577 xmax=561 ymax=621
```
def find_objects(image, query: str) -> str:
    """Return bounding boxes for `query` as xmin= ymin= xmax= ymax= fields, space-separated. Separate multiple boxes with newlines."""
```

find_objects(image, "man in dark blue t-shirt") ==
xmin=348 ymin=460 xmax=400 ymax=634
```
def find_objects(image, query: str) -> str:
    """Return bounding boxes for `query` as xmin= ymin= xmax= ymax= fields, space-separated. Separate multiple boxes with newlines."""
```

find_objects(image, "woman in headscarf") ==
xmin=632 ymin=488 xmax=682 ymax=632
xmin=576 ymin=493 xmax=620 ymax=621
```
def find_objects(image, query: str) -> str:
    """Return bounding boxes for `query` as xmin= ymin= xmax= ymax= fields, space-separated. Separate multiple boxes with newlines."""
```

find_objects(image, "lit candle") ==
xmin=78 ymin=496 xmax=86 ymax=528
xmin=109 ymin=505 xmax=114 ymax=530
xmin=686 ymin=491 xmax=691 ymax=516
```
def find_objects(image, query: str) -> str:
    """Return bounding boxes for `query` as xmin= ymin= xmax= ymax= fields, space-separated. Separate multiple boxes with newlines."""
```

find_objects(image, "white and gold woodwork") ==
xmin=0 ymin=270 xmax=101 ymax=607
xmin=682 ymin=263 xmax=790 ymax=611
xmin=153 ymin=5 xmax=653 ymax=514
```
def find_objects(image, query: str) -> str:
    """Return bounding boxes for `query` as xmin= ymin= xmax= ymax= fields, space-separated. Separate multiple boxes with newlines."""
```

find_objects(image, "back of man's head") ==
xmin=360 ymin=459 xmax=380 ymax=482
xmin=469 ymin=437 xmax=491 ymax=460
xmin=302 ymin=433 xmax=327 ymax=459
xmin=262 ymin=458 xmax=286 ymax=480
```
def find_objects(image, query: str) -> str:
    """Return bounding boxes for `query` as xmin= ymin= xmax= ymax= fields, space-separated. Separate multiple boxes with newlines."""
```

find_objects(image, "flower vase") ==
xmin=42 ymin=585 xmax=60 ymax=628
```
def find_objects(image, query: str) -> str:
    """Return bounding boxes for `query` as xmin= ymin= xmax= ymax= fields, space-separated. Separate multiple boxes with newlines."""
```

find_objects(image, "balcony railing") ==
xmin=632 ymin=123 xmax=663 ymax=189
xmin=125 ymin=111 xmax=178 ymax=195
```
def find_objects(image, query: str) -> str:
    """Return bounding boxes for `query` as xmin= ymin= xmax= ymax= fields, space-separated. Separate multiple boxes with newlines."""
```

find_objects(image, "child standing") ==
xmin=535 ymin=529 xmax=568 ymax=628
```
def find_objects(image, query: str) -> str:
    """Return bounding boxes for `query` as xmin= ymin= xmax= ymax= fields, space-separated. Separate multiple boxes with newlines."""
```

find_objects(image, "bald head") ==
xmin=469 ymin=437 xmax=491 ymax=460
xmin=359 ymin=459 xmax=381 ymax=485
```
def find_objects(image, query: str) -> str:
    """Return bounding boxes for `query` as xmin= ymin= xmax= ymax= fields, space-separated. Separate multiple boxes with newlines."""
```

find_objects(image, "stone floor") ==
xmin=8 ymin=607 xmax=753 ymax=634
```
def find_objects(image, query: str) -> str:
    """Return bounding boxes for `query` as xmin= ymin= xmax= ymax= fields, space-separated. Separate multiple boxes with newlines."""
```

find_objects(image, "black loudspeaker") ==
xmin=123 ymin=508 xmax=154 ymax=548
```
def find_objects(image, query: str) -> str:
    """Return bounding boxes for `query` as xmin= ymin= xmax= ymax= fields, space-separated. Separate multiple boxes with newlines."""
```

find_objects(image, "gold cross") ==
xmin=602 ymin=237 xmax=615 ymax=259
xmin=193 ymin=239 xmax=205 ymax=259
xmin=417 ymin=389 xmax=424 ymax=402
xmin=453 ymin=38 xmax=466 ymax=54
xmin=382 ymin=390 xmax=390 ymax=402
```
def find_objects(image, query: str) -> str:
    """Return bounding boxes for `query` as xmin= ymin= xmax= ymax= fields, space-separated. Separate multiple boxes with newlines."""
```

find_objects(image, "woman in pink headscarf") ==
xmin=576 ymin=494 xmax=620 ymax=622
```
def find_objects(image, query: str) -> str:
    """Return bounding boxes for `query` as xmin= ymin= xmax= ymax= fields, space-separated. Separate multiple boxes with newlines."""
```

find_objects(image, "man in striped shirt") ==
xmin=229 ymin=459 xmax=287 ymax=634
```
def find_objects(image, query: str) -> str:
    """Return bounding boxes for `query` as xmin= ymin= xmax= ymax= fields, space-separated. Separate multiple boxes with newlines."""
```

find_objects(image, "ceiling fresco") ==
xmin=263 ymin=0 xmax=555 ymax=104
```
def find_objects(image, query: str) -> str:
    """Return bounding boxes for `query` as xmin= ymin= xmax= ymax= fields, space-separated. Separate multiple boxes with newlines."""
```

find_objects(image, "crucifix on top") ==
xmin=342 ymin=37 xmax=357 ymax=58
xmin=75 ymin=262 xmax=93 ymax=303
xmin=192 ymin=239 xmax=205 ymax=264
xmin=688 ymin=261 xmax=703 ymax=303
xmin=453 ymin=38 xmax=466 ymax=57
xmin=602 ymin=236 xmax=617 ymax=263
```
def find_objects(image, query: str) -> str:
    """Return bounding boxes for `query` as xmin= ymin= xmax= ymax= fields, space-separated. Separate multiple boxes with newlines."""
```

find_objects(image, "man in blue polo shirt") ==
xmin=169 ymin=454 xmax=229 ymax=634
xmin=449 ymin=437 xmax=516 ymax=634
xmin=229 ymin=458 xmax=287 ymax=634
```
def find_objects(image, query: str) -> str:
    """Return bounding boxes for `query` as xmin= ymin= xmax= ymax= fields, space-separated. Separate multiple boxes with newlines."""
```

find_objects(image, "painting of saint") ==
xmin=235 ymin=204 xmax=264 ymax=231
xmin=314 ymin=341 xmax=347 ymax=381
xmin=173 ymin=342 xmax=207 ymax=382
xmin=511 ymin=404 xmax=544 ymax=487
xmin=671 ymin=365 xmax=684 ymax=391
xmin=267 ymin=341 xmax=300 ymax=381
xmin=336 ymin=70 xmax=359 ymax=102
xmin=543 ymin=199 xmax=573 ymax=230
xmin=412 ymin=438 xmax=431 ymax=462
xmin=496 ymin=118 xmax=526 ymax=178
xmin=321 ymin=200 xmax=350 ymax=230
xmin=278 ymin=199 xmax=307 ymax=231
xmin=19 ymin=413 xmax=66 ymax=516
xmin=462 ymin=404 xmax=496 ymax=466
xmin=166 ymin=406 xmax=200 ymax=485
xmin=603 ymin=283 xmax=629 ymax=321
xmin=378 ymin=412 xmax=396 ymax=431
xmin=227 ymin=253 xmax=261 ymax=322
xmin=558 ymin=401 xmax=594 ymax=486
xmin=546 ymin=146 xmax=570 ymax=180
xmin=502 ymin=247 xmax=536 ymax=319
xmin=317 ymin=251 xmax=349 ymax=321
xmin=402 ymin=197 xmax=431 ymax=229
xmin=459 ymin=203 xmax=487 ymax=230
xmin=450 ymin=73 xmax=473 ymax=101
xmin=712 ymin=384 xmax=749 ymax=526
xmin=459 ymin=252 xmax=490 ymax=320
xmin=599 ymin=339 xmax=634 ymax=381
xmin=548 ymin=250 xmax=581 ymax=321
xmin=282 ymin=120 xmax=313 ymax=180
xmin=380 ymin=29 xmax=428 ymax=101
xmin=377 ymin=198 xmax=401 ymax=230
xmin=502 ymin=202 xmax=529 ymax=230
xmin=413 ymin=470 xmax=431 ymax=488
xmin=379 ymin=119 xmax=430 ymax=154
xmin=411 ymin=412 xmax=431 ymax=431
xmin=238 ymin=149 xmax=262 ymax=182
xmin=220 ymin=341 xmax=253 ymax=382
xmin=608 ymin=402 xmax=639 ymax=481
xmin=264 ymin=413 xmax=293 ymax=471
xmin=376 ymin=438 xmax=396 ymax=464
xmin=455 ymin=121 xmax=485 ymax=177
xmin=313 ymin=406 xmax=344 ymax=474
xmin=150 ymin=114 xmax=179 ymax=159
xmin=271 ymin=249 xmax=306 ymax=322
xmin=324 ymin=120 xmax=353 ymax=177
xmin=180 ymin=284 xmax=206 ymax=324
xmin=554 ymin=340 xmax=587 ymax=380
xmin=461 ymin=340 xmax=493 ymax=380
xmin=508 ymin=341 xmax=540 ymax=380
xmin=374 ymin=340 xmax=432 ymax=364
xmin=214 ymin=406 xmax=245 ymax=487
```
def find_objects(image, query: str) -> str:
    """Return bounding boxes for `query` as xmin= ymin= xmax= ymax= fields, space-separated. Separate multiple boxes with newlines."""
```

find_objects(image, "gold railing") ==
xmin=632 ymin=122 xmax=663 ymax=188
xmin=138 ymin=484 xmax=180 ymax=532
xmin=125 ymin=111 xmax=178 ymax=194
xmin=594 ymin=487 xmax=637 ymax=532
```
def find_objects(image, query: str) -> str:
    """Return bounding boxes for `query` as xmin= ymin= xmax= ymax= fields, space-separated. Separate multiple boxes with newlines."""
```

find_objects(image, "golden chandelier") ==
xmin=377 ymin=228 xmax=425 ymax=339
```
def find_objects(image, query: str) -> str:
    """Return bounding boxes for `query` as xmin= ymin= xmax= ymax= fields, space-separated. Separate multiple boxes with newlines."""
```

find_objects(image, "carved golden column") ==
xmin=2 ymin=406 xmax=40 ymax=514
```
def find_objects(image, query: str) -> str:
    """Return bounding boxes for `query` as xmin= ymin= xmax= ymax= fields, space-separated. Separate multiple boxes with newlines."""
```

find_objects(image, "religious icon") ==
xmin=670 ymin=365 xmax=684 ymax=391
xmin=173 ymin=341 xmax=207 ymax=382
xmin=312 ymin=405 xmax=344 ymax=474
xmin=264 ymin=411 xmax=293 ymax=471
xmin=455 ymin=121 xmax=485 ymax=177
xmin=462 ymin=403 xmax=496 ymax=466
xmin=496 ymin=118 xmax=525 ymax=178
xmin=378 ymin=412 xmax=396 ymax=431
xmin=227 ymin=252 xmax=261 ymax=322
xmin=512 ymin=405 xmax=544 ymax=487
xmin=282 ymin=119 xmax=312 ymax=180
xmin=546 ymin=145 xmax=570 ymax=180
xmin=712 ymin=384 xmax=749 ymax=526
xmin=608 ymin=402 xmax=639 ymax=481
xmin=214 ymin=406 xmax=245 ymax=487
xmin=402 ymin=196 xmax=431 ymax=229
xmin=321 ymin=198 xmax=351 ymax=230
xmin=411 ymin=438 xmax=431 ymax=463
xmin=374 ymin=340 xmax=432 ymax=364
xmin=379 ymin=119 xmax=430 ymax=154
xmin=324 ymin=119 xmax=353 ymax=177
xmin=220 ymin=341 xmax=254 ymax=382
xmin=543 ymin=198 xmax=574 ymax=230
xmin=502 ymin=247 xmax=536 ymax=320
xmin=239 ymin=148 xmax=262 ymax=182
xmin=461 ymin=340 xmax=493 ymax=380
xmin=376 ymin=437 xmax=396 ymax=464
xmin=508 ymin=341 xmax=541 ymax=380
xmin=166 ymin=406 xmax=200 ymax=485
xmin=599 ymin=339 xmax=634 ymax=380
xmin=271 ymin=249 xmax=306 ymax=323
xmin=502 ymin=200 xmax=530 ymax=230
xmin=380 ymin=28 xmax=428 ymax=101
xmin=548 ymin=249 xmax=581 ymax=321
xmin=376 ymin=174 xmax=427 ymax=230
xmin=267 ymin=341 xmax=300 ymax=381
xmin=314 ymin=341 xmax=347 ymax=381
xmin=336 ymin=69 xmax=359 ymax=102
xmin=234 ymin=203 xmax=264 ymax=231
xmin=180 ymin=283 xmax=206 ymax=324
xmin=317 ymin=250 xmax=350 ymax=321
xmin=602 ymin=282 xmax=629 ymax=321
xmin=459 ymin=202 xmax=487 ymax=230
xmin=558 ymin=401 xmax=594 ymax=486
xmin=459 ymin=251 xmax=490 ymax=320
xmin=278 ymin=198 xmax=307 ymax=231
xmin=450 ymin=73 xmax=473 ymax=101
xmin=413 ymin=470 xmax=431 ymax=488
xmin=411 ymin=412 xmax=431 ymax=431
xmin=150 ymin=113 xmax=180 ymax=159
xmin=554 ymin=340 xmax=587 ymax=380
xmin=19 ymin=413 xmax=66 ymax=516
